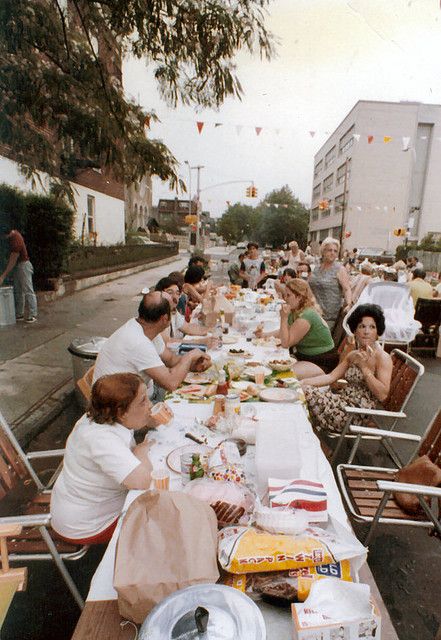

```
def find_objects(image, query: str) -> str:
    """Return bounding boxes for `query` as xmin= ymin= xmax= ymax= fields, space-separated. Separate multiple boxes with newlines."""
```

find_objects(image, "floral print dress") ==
xmin=303 ymin=364 xmax=379 ymax=434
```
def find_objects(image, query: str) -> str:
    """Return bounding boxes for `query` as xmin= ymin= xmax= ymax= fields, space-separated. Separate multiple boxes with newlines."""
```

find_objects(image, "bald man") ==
xmin=93 ymin=291 xmax=211 ymax=394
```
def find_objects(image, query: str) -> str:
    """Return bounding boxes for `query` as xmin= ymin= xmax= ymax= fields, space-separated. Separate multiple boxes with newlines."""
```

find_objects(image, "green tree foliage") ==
xmin=217 ymin=203 xmax=262 ymax=244
xmin=0 ymin=0 xmax=274 ymax=192
xmin=255 ymin=185 xmax=309 ymax=248
xmin=217 ymin=185 xmax=309 ymax=247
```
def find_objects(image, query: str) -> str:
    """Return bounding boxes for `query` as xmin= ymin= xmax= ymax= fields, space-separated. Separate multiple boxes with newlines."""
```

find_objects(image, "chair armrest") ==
xmin=0 ymin=514 xmax=51 ymax=527
xmin=26 ymin=449 xmax=65 ymax=460
xmin=348 ymin=425 xmax=421 ymax=442
xmin=345 ymin=406 xmax=406 ymax=419
xmin=377 ymin=480 xmax=441 ymax=497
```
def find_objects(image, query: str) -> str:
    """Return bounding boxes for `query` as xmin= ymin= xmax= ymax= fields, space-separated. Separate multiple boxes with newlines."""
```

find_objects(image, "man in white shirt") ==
xmin=94 ymin=291 xmax=211 ymax=393
xmin=154 ymin=276 xmax=208 ymax=340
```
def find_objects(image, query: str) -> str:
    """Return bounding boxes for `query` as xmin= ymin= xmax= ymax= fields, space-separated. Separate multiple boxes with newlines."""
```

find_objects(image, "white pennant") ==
xmin=402 ymin=136 xmax=411 ymax=151
xmin=353 ymin=133 xmax=361 ymax=142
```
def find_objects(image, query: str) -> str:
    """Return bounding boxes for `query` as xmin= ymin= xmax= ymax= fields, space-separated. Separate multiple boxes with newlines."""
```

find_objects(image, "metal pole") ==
xmin=185 ymin=161 xmax=193 ymax=246
xmin=338 ymin=158 xmax=349 ymax=258
xmin=194 ymin=165 xmax=204 ymax=249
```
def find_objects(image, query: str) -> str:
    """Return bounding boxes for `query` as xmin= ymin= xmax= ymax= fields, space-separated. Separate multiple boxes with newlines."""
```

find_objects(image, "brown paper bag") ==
xmin=113 ymin=490 xmax=220 ymax=623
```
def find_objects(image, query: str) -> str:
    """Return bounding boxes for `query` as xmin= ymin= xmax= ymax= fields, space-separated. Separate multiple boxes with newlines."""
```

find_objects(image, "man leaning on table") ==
xmin=93 ymin=291 xmax=211 ymax=394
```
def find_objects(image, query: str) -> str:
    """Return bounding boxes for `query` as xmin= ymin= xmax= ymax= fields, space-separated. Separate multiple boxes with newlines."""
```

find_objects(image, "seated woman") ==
xmin=301 ymin=304 xmax=393 ymax=434
xmin=183 ymin=265 xmax=213 ymax=314
xmin=255 ymin=279 xmax=335 ymax=377
xmin=51 ymin=373 xmax=153 ymax=544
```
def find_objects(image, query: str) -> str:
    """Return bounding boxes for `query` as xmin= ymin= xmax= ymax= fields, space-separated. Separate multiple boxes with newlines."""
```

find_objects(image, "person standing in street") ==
xmin=0 ymin=225 xmax=38 ymax=323
xmin=239 ymin=242 xmax=266 ymax=290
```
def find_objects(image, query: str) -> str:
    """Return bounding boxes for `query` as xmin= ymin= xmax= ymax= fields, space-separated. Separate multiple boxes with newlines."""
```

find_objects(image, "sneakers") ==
xmin=16 ymin=315 xmax=24 ymax=321
xmin=25 ymin=317 xmax=37 ymax=324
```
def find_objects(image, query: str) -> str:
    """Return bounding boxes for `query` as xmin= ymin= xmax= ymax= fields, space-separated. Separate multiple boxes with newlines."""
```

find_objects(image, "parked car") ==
xmin=357 ymin=247 xmax=395 ymax=265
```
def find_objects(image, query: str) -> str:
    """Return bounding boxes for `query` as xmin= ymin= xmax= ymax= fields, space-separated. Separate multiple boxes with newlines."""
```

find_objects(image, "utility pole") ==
xmin=338 ymin=158 xmax=349 ymax=258
xmin=193 ymin=165 xmax=204 ymax=249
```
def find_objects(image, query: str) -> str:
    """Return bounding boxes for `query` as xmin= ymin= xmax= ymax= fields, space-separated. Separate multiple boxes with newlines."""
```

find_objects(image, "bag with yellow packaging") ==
xmin=218 ymin=518 xmax=366 ymax=574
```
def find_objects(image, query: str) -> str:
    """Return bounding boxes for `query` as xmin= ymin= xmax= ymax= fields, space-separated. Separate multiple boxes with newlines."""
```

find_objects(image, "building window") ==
xmin=312 ymin=183 xmax=321 ymax=199
xmin=87 ymin=195 xmax=95 ymax=233
xmin=323 ymin=173 xmax=334 ymax=193
xmin=336 ymin=163 xmax=346 ymax=185
xmin=313 ymin=159 xmax=323 ymax=178
xmin=324 ymin=146 xmax=336 ymax=169
xmin=334 ymin=194 xmax=344 ymax=213
xmin=339 ymin=125 xmax=354 ymax=155
xmin=330 ymin=226 xmax=342 ymax=238
xmin=311 ymin=207 xmax=319 ymax=222
xmin=319 ymin=228 xmax=329 ymax=241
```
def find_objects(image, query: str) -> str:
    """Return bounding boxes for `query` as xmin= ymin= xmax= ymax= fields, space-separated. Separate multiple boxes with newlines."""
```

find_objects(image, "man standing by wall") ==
xmin=0 ymin=224 xmax=38 ymax=323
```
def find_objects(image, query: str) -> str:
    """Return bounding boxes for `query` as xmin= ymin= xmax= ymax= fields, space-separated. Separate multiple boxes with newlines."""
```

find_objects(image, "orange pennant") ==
xmin=368 ymin=135 xmax=374 ymax=144
xmin=383 ymin=136 xmax=392 ymax=143
xmin=196 ymin=121 xmax=204 ymax=134
xmin=255 ymin=127 xmax=262 ymax=136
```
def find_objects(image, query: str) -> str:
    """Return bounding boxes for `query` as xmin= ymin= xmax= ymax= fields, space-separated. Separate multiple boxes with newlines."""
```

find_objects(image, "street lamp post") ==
xmin=184 ymin=162 xmax=204 ymax=249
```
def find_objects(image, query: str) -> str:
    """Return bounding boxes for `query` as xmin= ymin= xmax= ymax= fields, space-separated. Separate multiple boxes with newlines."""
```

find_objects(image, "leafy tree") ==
xmin=255 ymin=185 xmax=309 ymax=248
xmin=217 ymin=203 xmax=262 ymax=244
xmin=0 ymin=1 xmax=274 ymax=193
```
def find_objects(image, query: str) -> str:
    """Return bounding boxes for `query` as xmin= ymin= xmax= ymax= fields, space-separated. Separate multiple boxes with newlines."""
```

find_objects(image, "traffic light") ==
xmin=246 ymin=186 xmax=252 ymax=197
xmin=251 ymin=186 xmax=258 ymax=197
xmin=393 ymin=228 xmax=407 ymax=237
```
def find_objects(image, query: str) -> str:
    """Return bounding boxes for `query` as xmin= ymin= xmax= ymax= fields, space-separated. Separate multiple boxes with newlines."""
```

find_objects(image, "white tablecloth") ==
xmin=87 ymin=400 xmax=348 ymax=602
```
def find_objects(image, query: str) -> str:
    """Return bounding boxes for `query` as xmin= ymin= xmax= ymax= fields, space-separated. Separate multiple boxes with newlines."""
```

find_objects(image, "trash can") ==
xmin=68 ymin=336 xmax=107 ymax=408
xmin=0 ymin=286 xmax=16 ymax=326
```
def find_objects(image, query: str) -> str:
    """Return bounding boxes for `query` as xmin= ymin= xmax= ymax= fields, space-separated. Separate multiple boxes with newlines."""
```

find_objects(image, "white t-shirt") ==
xmin=50 ymin=415 xmax=143 ymax=539
xmin=93 ymin=318 xmax=165 ymax=394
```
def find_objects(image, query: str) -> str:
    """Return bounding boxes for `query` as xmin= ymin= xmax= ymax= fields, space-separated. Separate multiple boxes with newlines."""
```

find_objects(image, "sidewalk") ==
xmin=0 ymin=254 xmax=188 ymax=442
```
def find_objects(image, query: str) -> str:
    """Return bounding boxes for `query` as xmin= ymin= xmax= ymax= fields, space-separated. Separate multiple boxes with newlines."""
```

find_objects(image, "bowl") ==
xmin=266 ymin=357 xmax=296 ymax=372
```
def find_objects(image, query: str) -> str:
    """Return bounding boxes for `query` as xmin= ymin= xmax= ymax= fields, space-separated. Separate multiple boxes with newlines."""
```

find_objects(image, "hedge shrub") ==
xmin=0 ymin=183 xmax=74 ymax=285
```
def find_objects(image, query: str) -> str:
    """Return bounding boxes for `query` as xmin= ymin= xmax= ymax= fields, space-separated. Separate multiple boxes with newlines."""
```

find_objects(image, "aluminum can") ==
xmin=225 ymin=393 xmax=241 ymax=418
xmin=180 ymin=452 xmax=193 ymax=485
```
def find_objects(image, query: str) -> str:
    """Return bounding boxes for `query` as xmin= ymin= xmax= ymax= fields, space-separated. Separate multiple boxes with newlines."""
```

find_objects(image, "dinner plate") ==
xmin=259 ymin=387 xmax=300 ymax=403
xmin=184 ymin=372 xmax=212 ymax=384
xmin=166 ymin=444 xmax=213 ymax=473
xmin=227 ymin=349 xmax=252 ymax=359
xmin=243 ymin=365 xmax=272 ymax=380
xmin=175 ymin=384 xmax=203 ymax=395
xmin=251 ymin=336 xmax=281 ymax=347
xmin=222 ymin=335 xmax=239 ymax=344
xmin=230 ymin=380 xmax=251 ymax=391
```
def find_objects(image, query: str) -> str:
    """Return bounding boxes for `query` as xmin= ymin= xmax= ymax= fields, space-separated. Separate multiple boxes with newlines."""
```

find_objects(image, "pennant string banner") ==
xmin=196 ymin=121 xmax=204 ymax=134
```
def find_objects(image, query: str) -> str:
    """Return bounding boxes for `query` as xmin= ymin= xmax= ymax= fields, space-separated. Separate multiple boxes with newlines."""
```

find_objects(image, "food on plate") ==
xmin=204 ymin=383 xmax=218 ymax=397
xmin=204 ymin=415 xmax=220 ymax=430
xmin=245 ymin=361 xmax=262 ymax=368
xmin=183 ymin=478 xmax=255 ymax=527
xmin=252 ymin=336 xmax=281 ymax=347
xmin=184 ymin=372 xmax=212 ymax=384
xmin=267 ymin=358 xmax=296 ymax=372
xmin=229 ymin=348 xmax=245 ymax=354
xmin=175 ymin=384 xmax=203 ymax=395
xmin=239 ymin=391 xmax=252 ymax=402
xmin=209 ymin=464 xmax=246 ymax=484
xmin=246 ymin=383 xmax=259 ymax=396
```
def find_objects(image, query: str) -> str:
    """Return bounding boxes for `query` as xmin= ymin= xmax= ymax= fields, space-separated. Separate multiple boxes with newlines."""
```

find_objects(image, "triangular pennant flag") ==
xmin=402 ymin=136 xmax=411 ymax=151
xmin=368 ymin=135 xmax=374 ymax=144
xmin=383 ymin=136 xmax=392 ymax=143
xmin=196 ymin=121 xmax=204 ymax=134
xmin=353 ymin=133 xmax=361 ymax=141
xmin=214 ymin=123 xmax=223 ymax=128
xmin=255 ymin=127 xmax=262 ymax=136
xmin=356 ymin=206 xmax=362 ymax=211
xmin=236 ymin=125 xmax=243 ymax=136
xmin=309 ymin=131 xmax=316 ymax=138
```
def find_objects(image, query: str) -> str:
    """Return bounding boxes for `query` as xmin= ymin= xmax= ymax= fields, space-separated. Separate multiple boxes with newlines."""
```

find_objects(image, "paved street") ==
xmin=1 ymin=248 xmax=440 ymax=640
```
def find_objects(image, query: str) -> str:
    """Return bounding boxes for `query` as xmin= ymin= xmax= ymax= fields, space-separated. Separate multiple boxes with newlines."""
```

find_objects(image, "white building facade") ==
xmin=309 ymin=100 xmax=441 ymax=252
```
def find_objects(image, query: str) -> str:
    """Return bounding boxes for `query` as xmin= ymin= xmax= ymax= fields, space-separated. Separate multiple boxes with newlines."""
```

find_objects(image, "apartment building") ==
xmin=309 ymin=100 xmax=441 ymax=252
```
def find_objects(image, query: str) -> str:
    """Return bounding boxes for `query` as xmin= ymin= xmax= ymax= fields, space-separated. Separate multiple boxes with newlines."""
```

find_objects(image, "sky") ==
xmin=123 ymin=0 xmax=441 ymax=218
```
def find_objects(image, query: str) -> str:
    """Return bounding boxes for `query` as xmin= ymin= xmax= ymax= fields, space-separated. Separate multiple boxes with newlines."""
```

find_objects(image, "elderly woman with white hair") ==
xmin=309 ymin=237 xmax=352 ymax=332
xmin=286 ymin=240 xmax=305 ymax=270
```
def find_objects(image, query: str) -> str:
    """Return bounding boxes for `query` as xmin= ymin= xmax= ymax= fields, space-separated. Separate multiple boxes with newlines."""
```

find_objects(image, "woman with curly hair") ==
xmin=301 ymin=304 xmax=393 ymax=434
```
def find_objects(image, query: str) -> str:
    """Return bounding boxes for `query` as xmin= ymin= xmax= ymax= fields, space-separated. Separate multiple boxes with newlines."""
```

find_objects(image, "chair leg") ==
xmin=347 ymin=435 xmax=362 ymax=464
xmin=417 ymin=497 xmax=441 ymax=538
xmin=382 ymin=438 xmax=403 ymax=468
xmin=39 ymin=526 xmax=84 ymax=609
xmin=331 ymin=417 xmax=351 ymax=467
xmin=364 ymin=490 xmax=390 ymax=547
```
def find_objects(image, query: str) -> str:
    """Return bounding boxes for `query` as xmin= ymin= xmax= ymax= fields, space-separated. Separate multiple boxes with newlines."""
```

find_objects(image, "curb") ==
xmin=37 ymin=254 xmax=181 ymax=304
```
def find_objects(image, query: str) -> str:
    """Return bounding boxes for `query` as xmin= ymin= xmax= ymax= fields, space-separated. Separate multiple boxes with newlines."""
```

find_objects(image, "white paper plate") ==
xmin=222 ymin=335 xmax=239 ymax=344
xmin=243 ymin=366 xmax=272 ymax=380
xmin=166 ymin=444 xmax=212 ymax=473
xmin=227 ymin=350 xmax=252 ymax=358
xmin=184 ymin=372 xmax=213 ymax=384
xmin=230 ymin=380 xmax=252 ymax=391
xmin=259 ymin=387 xmax=300 ymax=403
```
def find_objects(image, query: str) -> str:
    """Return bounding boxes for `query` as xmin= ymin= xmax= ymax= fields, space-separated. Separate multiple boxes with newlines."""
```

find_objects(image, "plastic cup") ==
xmin=151 ymin=402 xmax=174 ymax=426
xmin=151 ymin=468 xmax=170 ymax=490
xmin=254 ymin=371 xmax=265 ymax=385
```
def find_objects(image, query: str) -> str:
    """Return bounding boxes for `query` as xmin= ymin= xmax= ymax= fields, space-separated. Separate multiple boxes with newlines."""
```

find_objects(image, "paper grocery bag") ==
xmin=113 ymin=490 xmax=219 ymax=623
